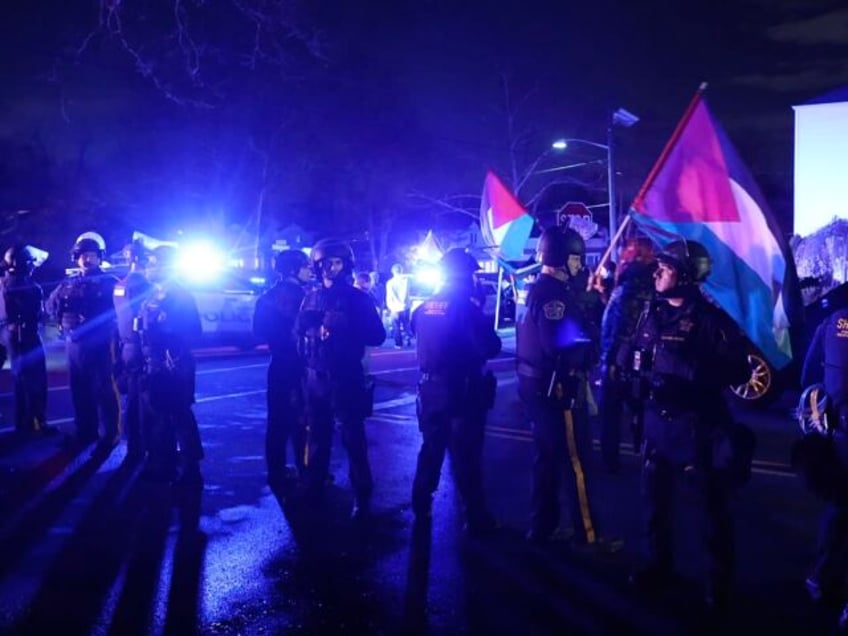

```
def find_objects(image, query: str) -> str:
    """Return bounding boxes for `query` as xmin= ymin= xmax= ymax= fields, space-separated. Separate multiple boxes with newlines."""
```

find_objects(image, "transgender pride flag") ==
xmin=479 ymin=171 xmax=535 ymax=262
xmin=630 ymin=88 xmax=800 ymax=369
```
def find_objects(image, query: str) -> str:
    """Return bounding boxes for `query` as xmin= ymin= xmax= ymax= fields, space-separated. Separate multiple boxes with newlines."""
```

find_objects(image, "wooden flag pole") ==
xmin=588 ymin=213 xmax=632 ymax=291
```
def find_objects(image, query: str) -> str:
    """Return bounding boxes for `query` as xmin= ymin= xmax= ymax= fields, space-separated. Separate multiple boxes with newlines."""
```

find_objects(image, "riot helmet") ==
xmin=656 ymin=239 xmax=711 ymax=285
xmin=71 ymin=231 xmax=106 ymax=261
xmin=145 ymin=245 xmax=180 ymax=284
xmin=440 ymin=248 xmax=480 ymax=282
xmin=122 ymin=239 xmax=149 ymax=268
xmin=797 ymin=384 xmax=833 ymax=437
xmin=537 ymin=227 xmax=585 ymax=268
xmin=4 ymin=244 xmax=36 ymax=276
xmin=311 ymin=238 xmax=354 ymax=283
xmin=274 ymin=249 xmax=311 ymax=279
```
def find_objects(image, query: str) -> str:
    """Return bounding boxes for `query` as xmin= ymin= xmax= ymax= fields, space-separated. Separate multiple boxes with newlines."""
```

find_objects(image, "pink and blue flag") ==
xmin=630 ymin=88 xmax=800 ymax=369
xmin=479 ymin=171 xmax=534 ymax=262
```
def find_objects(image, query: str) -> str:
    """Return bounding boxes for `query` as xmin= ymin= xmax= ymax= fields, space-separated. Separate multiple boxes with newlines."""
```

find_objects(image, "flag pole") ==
xmin=591 ymin=82 xmax=709 ymax=291
xmin=632 ymin=82 xmax=709 ymax=211
xmin=589 ymin=213 xmax=632 ymax=290
xmin=493 ymin=264 xmax=504 ymax=330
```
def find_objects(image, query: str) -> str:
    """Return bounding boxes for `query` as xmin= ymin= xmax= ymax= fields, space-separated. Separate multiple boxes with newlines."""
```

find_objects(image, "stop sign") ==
xmin=557 ymin=201 xmax=592 ymax=226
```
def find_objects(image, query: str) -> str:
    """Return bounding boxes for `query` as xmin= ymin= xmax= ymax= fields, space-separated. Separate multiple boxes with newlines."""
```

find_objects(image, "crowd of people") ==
xmin=2 ymin=225 xmax=848 ymax=630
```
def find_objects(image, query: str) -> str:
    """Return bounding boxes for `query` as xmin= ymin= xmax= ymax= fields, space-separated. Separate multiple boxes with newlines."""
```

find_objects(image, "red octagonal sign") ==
xmin=557 ymin=201 xmax=592 ymax=226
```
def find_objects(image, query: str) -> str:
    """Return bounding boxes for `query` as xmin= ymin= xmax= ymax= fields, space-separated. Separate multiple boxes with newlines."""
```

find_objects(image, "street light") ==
xmin=551 ymin=107 xmax=639 ymax=239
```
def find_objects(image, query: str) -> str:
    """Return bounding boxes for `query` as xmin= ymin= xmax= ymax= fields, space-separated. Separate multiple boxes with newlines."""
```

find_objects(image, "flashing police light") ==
xmin=178 ymin=240 xmax=226 ymax=283
xmin=415 ymin=264 xmax=443 ymax=288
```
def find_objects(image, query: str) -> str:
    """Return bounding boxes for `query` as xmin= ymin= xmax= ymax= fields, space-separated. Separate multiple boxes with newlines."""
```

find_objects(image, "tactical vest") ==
xmin=632 ymin=301 xmax=701 ymax=407
xmin=414 ymin=290 xmax=486 ymax=377
xmin=516 ymin=274 xmax=593 ymax=378
xmin=55 ymin=272 xmax=116 ymax=341
xmin=299 ymin=283 xmax=367 ymax=373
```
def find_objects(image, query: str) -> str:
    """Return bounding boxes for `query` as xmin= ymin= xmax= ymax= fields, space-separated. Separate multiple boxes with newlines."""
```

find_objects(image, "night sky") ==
xmin=1 ymin=0 xmax=846 ymax=262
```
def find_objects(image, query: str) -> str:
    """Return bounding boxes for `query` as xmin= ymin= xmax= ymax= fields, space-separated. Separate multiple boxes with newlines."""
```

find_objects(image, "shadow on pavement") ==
xmin=0 ymin=439 xmax=115 ymax=577
xmin=402 ymin=517 xmax=432 ymax=635
xmin=206 ymin=483 xmax=410 ymax=634
xmin=6 ymin=460 xmax=206 ymax=635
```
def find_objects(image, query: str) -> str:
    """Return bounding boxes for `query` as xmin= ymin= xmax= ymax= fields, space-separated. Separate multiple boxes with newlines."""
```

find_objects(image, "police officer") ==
xmin=138 ymin=245 xmax=204 ymax=482
xmin=46 ymin=233 xmax=120 ymax=449
xmin=800 ymin=302 xmax=848 ymax=629
xmin=0 ymin=245 xmax=55 ymax=435
xmin=253 ymin=249 xmax=314 ymax=488
xmin=620 ymin=240 xmax=750 ymax=610
xmin=297 ymin=238 xmax=386 ymax=518
xmin=113 ymin=240 xmax=153 ymax=461
xmin=410 ymin=248 xmax=502 ymax=534
xmin=517 ymin=227 xmax=613 ymax=549
xmin=598 ymin=237 xmax=657 ymax=472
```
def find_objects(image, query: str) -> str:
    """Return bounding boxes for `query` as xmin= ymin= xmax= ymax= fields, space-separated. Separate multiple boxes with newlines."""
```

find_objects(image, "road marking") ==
xmin=362 ymin=415 xmax=798 ymax=479
xmin=196 ymin=390 xmax=265 ymax=403
xmin=10 ymin=362 xmax=795 ymax=478
xmin=485 ymin=428 xmax=796 ymax=477
xmin=373 ymin=395 xmax=417 ymax=411
xmin=0 ymin=362 xmax=270 ymax=398
xmin=198 ymin=364 xmax=267 ymax=375
xmin=373 ymin=366 xmax=419 ymax=376
xmin=2 ymin=356 xmax=518 ymax=397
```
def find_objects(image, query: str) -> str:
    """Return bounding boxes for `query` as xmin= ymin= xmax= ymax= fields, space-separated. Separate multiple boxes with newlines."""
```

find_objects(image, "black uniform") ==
xmin=410 ymin=283 xmax=501 ymax=531
xmin=619 ymin=290 xmax=750 ymax=602
xmin=800 ymin=307 xmax=848 ymax=600
xmin=253 ymin=277 xmax=308 ymax=483
xmin=137 ymin=283 xmax=203 ymax=479
xmin=516 ymin=272 xmax=603 ymax=545
xmin=47 ymin=269 xmax=120 ymax=445
xmin=0 ymin=274 xmax=48 ymax=433
xmin=297 ymin=281 xmax=386 ymax=509
xmin=598 ymin=261 xmax=656 ymax=470
xmin=113 ymin=270 xmax=153 ymax=458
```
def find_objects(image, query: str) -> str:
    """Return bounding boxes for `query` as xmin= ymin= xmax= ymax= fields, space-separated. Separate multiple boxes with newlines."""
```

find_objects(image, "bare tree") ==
xmin=407 ymin=72 xmax=606 ymax=238
xmin=70 ymin=0 xmax=324 ymax=108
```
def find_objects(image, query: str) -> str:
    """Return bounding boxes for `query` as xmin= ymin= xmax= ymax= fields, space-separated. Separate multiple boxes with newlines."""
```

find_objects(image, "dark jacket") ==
xmin=139 ymin=284 xmax=202 ymax=366
xmin=46 ymin=270 xmax=118 ymax=347
xmin=516 ymin=272 xmax=596 ymax=380
xmin=600 ymin=261 xmax=656 ymax=367
xmin=412 ymin=282 xmax=502 ymax=377
xmin=0 ymin=274 xmax=44 ymax=353
xmin=253 ymin=277 xmax=306 ymax=362
xmin=113 ymin=270 xmax=153 ymax=365
xmin=298 ymin=282 xmax=386 ymax=374
xmin=619 ymin=290 xmax=751 ymax=413
xmin=802 ymin=307 xmax=848 ymax=409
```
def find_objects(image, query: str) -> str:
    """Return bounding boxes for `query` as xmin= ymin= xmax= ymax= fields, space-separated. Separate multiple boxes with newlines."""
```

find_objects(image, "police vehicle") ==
xmin=187 ymin=270 xmax=264 ymax=349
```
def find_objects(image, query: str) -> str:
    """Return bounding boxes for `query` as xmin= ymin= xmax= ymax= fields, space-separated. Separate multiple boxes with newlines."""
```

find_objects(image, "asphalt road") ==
xmin=0 ymin=339 xmax=841 ymax=635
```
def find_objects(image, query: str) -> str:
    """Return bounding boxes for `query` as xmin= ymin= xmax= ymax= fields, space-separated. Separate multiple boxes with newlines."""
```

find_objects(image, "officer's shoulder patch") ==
xmin=542 ymin=300 xmax=566 ymax=320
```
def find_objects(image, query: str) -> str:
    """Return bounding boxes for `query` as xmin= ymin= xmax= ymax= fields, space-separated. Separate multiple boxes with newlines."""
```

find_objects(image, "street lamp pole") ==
xmin=608 ymin=107 xmax=640 ymax=238
xmin=553 ymin=107 xmax=639 ymax=240
xmin=607 ymin=120 xmax=617 ymax=239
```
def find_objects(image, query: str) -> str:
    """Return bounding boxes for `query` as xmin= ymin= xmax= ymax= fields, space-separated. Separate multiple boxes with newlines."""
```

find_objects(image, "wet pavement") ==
xmin=0 ymin=335 xmax=842 ymax=635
